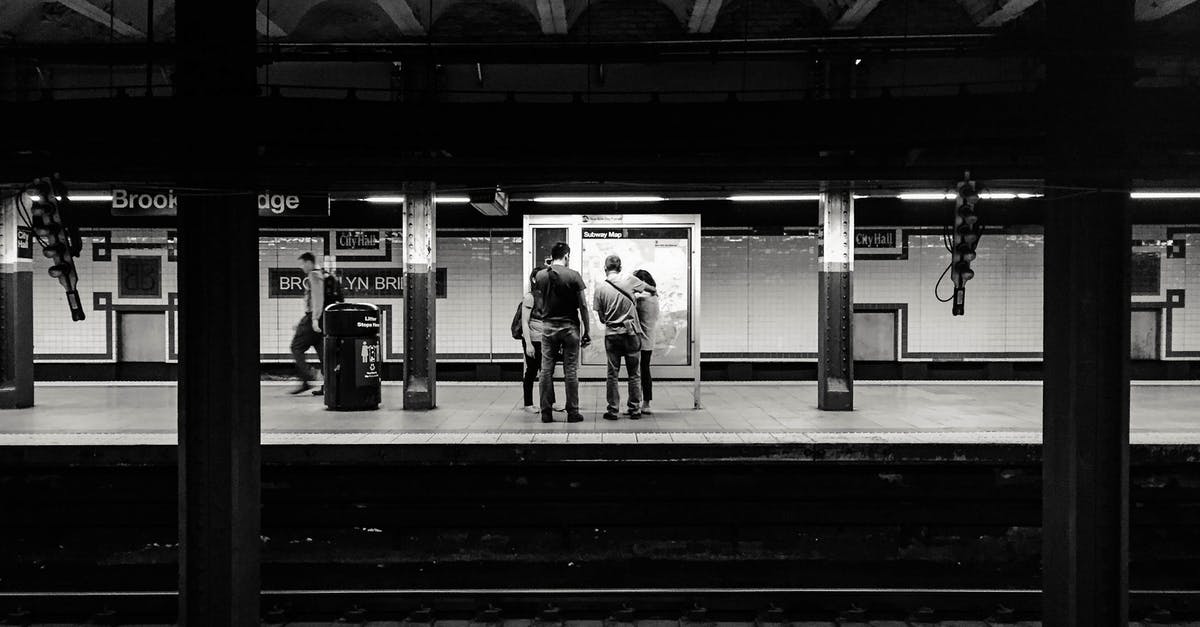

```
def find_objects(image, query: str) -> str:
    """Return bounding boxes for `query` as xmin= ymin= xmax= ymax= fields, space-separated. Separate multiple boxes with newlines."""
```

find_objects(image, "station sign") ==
xmin=268 ymin=267 xmax=448 ymax=299
xmin=111 ymin=189 xmax=177 ymax=216
xmin=109 ymin=189 xmax=329 ymax=217
xmin=335 ymin=230 xmax=382 ymax=250
xmin=854 ymin=229 xmax=898 ymax=249
xmin=256 ymin=193 xmax=329 ymax=217
xmin=16 ymin=227 xmax=32 ymax=259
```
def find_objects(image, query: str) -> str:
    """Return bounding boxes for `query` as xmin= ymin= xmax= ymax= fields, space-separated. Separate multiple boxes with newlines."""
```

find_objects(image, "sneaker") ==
xmin=602 ymin=412 xmax=620 ymax=421
xmin=641 ymin=406 xmax=653 ymax=415
xmin=628 ymin=412 xmax=642 ymax=420
xmin=541 ymin=413 xmax=555 ymax=423
xmin=523 ymin=405 xmax=540 ymax=414
xmin=290 ymin=381 xmax=312 ymax=395
xmin=567 ymin=414 xmax=585 ymax=423
xmin=553 ymin=405 xmax=566 ymax=412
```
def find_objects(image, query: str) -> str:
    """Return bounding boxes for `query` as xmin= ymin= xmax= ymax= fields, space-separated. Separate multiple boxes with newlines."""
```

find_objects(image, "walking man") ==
xmin=290 ymin=252 xmax=325 ymax=395
xmin=593 ymin=254 xmax=646 ymax=420
xmin=533 ymin=242 xmax=591 ymax=423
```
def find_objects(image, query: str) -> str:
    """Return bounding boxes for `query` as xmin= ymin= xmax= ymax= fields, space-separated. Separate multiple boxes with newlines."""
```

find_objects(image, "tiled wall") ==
xmin=28 ymin=226 xmax=1200 ymax=363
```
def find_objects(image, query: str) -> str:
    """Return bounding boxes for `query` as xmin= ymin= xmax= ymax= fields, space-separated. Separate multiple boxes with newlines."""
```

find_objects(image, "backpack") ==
xmin=511 ymin=302 xmax=524 ymax=340
xmin=322 ymin=269 xmax=345 ymax=305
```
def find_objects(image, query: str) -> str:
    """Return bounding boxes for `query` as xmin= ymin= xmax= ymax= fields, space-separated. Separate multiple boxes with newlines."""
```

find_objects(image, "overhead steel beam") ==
xmin=256 ymin=9 xmax=286 ymax=37
xmin=686 ymin=0 xmax=724 ymax=33
xmin=962 ymin=0 xmax=1041 ymax=27
xmin=832 ymin=0 xmax=885 ymax=30
xmin=536 ymin=0 xmax=569 ymax=34
xmin=58 ymin=0 xmax=143 ymax=37
xmin=375 ymin=0 xmax=425 ymax=36
xmin=1136 ymin=0 xmax=1198 ymax=20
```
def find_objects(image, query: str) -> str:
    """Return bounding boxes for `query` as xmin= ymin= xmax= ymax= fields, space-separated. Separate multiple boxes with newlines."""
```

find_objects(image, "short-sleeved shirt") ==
xmin=593 ymin=275 xmax=643 ymax=336
xmin=533 ymin=264 xmax=586 ymax=325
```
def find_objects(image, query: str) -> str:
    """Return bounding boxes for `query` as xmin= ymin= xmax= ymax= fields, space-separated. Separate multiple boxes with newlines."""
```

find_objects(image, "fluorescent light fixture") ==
xmin=728 ymin=194 xmax=820 ymax=202
xmin=364 ymin=195 xmax=479 ymax=204
xmin=1131 ymin=191 xmax=1200 ymax=199
xmin=68 ymin=194 xmax=114 ymax=202
xmin=531 ymin=196 xmax=665 ymax=203
xmin=898 ymin=191 xmax=1042 ymax=201
xmin=898 ymin=192 xmax=954 ymax=200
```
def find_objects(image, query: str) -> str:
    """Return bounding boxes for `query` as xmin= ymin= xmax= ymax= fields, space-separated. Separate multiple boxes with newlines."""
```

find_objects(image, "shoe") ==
xmin=290 ymin=381 xmax=312 ymax=395
xmin=628 ymin=412 xmax=642 ymax=420
xmin=567 ymin=414 xmax=585 ymax=423
xmin=311 ymin=387 xmax=324 ymax=397
xmin=523 ymin=405 xmax=540 ymax=414
xmin=553 ymin=405 xmax=566 ymax=412
xmin=541 ymin=413 xmax=555 ymax=423
xmin=640 ymin=408 xmax=653 ymax=415
xmin=602 ymin=412 xmax=620 ymax=421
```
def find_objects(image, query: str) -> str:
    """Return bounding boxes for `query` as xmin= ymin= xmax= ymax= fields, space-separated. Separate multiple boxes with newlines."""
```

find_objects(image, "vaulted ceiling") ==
xmin=0 ymin=0 xmax=1196 ymax=43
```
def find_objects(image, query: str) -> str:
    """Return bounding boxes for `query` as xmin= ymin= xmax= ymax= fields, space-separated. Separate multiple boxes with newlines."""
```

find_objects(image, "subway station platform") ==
xmin=1 ymin=382 xmax=1199 ymax=446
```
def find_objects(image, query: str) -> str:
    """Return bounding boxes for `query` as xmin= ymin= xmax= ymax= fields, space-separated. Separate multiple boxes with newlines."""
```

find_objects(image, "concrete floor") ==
xmin=0 ymin=382 xmax=1198 ymax=445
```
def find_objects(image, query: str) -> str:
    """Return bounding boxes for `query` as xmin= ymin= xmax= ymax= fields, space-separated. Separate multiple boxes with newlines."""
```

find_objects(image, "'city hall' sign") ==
xmin=854 ymin=229 xmax=898 ymax=249
xmin=110 ymin=189 xmax=329 ymax=217
xmin=335 ymin=230 xmax=382 ymax=250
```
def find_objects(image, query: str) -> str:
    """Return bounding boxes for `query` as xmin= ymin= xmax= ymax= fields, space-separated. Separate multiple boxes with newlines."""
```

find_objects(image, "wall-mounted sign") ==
xmin=257 ymin=193 xmax=330 ymax=217
xmin=111 ymin=189 xmax=177 ymax=216
xmin=16 ymin=227 xmax=32 ymax=259
xmin=583 ymin=227 xmax=690 ymax=240
xmin=855 ymin=229 xmax=898 ymax=249
xmin=268 ymin=267 xmax=448 ymax=299
xmin=110 ymin=189 xmax=329 ymax=217
xmin=335 ymin=230 xmax=382 ymax=250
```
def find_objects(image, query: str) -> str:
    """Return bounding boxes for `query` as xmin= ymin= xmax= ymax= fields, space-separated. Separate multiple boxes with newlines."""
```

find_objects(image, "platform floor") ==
xmin=1 ymin=382 xmax=1199 ymax=445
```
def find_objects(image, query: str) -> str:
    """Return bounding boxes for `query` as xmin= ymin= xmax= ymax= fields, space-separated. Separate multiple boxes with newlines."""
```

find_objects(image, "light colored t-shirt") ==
xmin=522 ymin=292 xmax=544 ymax=337
xmin=593 ymin=274 xmax=644 ymax=336
xmin=304 ymin=270 xmax=324 ymax=314
xmin=636 ymin=293 xmax=660 ymax=344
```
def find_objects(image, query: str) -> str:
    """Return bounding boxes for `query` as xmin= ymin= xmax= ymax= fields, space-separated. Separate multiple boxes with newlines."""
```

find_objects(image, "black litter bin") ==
xmin=322 ymin=302 xmax=381 ymax=411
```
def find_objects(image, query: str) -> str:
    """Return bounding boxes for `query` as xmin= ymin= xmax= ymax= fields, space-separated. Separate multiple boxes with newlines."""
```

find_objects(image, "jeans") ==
xmin=605 ymin=333 xmax=642 ymax=414
xmin=290 ymin=312 xmax=324 ymax=383
xmin=640 ymin=349 xmax=653 ymax=402
xmin=522 ymin=339 xmax=556 ymax=407
xmin=540 ymin=321 xmax=580 ymax=416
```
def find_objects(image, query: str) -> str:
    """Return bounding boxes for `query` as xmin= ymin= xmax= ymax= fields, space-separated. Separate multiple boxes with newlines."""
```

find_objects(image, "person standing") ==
xmin=593 ymin=254 xmax=645 ymax=421
xmin=631 ymin=269 xmax=660 ymax=414
xmin=521 ymin=268 xmax=560 ymax=414
xmin=290 ymin=252 xmax=325 ymax=395
xmin=533 ymin=242 xmax=591 ymax=423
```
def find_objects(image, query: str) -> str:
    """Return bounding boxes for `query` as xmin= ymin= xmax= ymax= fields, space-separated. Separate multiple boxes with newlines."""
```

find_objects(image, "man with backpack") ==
xmin=532 ymin=242 xmax=591 ymax=423
xmin=290 ymin=252 xmax=343 ymax=395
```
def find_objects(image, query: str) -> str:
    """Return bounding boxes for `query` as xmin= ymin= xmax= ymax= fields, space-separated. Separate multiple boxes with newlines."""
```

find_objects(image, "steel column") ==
xmin=0 ymin=195 xmax=34 ymax=409
xmin=175 ymin=1 xmax=260 ymax=625
xmin=403 ymin=182 xmax=437 ymax=410
xmin=1042 ymin=0 xmax=1133 ymax=624
xmin=818 ymin=190 xmax=853 ymax=411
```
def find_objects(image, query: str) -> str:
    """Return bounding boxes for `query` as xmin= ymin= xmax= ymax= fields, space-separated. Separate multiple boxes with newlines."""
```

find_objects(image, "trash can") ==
xmin=322 ymin=302 xmax=381 ymax=411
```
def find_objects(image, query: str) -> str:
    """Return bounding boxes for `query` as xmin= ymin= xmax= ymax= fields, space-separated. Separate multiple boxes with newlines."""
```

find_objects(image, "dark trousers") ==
xmin=605 ymin=333 xmax=642 ymax=414
xmin=522 ymin=339 xmax=556 ymax=407
xmin=290 ymin=312 xmax=324 ymax=383
xmin=540 ymin=321 xmax=580 ymax=416
xmin=640 ymin=349 xmax=653 ymax=402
